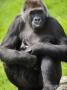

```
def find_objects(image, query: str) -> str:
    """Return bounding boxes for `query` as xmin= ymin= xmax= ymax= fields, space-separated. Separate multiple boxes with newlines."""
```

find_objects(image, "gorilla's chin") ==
xmin=32 ymin=22 xmax=44 ymax=31
xmin=33 ymin=25 xmax=42 ymax=32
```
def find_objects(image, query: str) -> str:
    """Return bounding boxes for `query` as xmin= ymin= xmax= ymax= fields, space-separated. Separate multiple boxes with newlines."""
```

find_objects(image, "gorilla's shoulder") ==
xmin=46 ymin=16 xmax=62 ymax=27
xmin=46 ymin=16 xmax=58 ymax=23
xmin=14 ymin=15 xmax=25 ymax=24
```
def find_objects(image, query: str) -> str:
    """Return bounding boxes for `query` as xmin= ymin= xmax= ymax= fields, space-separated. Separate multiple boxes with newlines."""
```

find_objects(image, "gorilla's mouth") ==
xmin=34 ymin=23 xmax=41 ymax=27
xmin=32 ymin=21 xmax=43 ymax=29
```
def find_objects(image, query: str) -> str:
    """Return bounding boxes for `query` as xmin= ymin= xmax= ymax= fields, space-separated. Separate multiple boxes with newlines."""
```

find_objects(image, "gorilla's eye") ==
xmin=30 ymin=10 xmax=44 ymax=15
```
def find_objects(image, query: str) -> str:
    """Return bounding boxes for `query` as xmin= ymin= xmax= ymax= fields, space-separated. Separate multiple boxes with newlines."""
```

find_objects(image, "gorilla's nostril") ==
xmin=34 ymin=16 xmax=41 ymax=22
xmin=35 ymin=18 xmax=38 ymax=21
xmin=38 ymin=18 xmax=41 ymax=21
xmin=34 ymin=18 xmax=41 ymax=22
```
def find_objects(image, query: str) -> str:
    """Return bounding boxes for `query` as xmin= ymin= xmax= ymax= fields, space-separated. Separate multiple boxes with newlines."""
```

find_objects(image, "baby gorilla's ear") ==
xmin=60 ymin=37 xmax=67 ymax=45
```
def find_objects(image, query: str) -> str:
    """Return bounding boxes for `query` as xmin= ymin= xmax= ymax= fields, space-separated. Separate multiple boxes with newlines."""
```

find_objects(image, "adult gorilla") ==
xmin=0 ymin=0 xmax=67 ymax=90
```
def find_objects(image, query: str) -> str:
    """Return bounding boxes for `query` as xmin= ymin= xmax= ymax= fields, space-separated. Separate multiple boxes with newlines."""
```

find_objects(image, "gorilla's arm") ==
xmin=0 ymin=46 xmax=36 ymax=67
xmin=26 ymin=43 xmax=67 ymax=62
xmin=1 ymin=15 xmax=23 ymax=49
xmin=0 ymin=15 xmax=37 ymax=67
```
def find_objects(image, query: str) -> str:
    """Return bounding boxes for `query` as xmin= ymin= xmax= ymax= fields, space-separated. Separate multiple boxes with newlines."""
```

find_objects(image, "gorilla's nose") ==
xmin=34 ymin=16 xmax=41 ymax=23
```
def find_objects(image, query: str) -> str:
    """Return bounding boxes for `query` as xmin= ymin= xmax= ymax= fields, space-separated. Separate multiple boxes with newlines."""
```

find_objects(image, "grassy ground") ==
xmin=0 ymin=0 xmax=67 ymax=90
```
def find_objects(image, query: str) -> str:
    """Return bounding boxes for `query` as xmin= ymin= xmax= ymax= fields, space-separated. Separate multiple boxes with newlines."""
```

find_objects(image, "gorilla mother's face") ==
xmin=29 ymin=8 xmax=46 ymax=30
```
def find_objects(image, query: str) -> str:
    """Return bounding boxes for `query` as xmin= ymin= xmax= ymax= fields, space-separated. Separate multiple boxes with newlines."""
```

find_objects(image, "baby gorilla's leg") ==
xmin=41 ymin=57 xmax=62 ymax=90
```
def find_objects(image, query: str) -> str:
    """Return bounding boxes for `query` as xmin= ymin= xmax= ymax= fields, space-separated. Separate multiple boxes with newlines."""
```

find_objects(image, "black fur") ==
xmin=0 ymin=2 xmax=67 ymax=90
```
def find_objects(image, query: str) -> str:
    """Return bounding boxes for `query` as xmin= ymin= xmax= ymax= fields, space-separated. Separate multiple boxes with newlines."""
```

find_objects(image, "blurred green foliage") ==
xmin=45 ymin=0 xmax=67 ymax=34
xmin=0 ymin=0 xmax=67 ymax=90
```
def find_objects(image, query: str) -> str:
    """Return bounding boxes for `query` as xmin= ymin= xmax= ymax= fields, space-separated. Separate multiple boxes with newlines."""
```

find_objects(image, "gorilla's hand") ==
xmin=25 ymin=43 xmax=44 ymax=56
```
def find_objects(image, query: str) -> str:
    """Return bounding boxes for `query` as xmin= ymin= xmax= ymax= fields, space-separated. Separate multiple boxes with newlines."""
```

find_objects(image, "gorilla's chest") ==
xmin=19 ymin=24 xmax=41 ymax=45
xmin=19 ymin=23 xmax=54 ymax=50
xmin=19 ymin=30 xmax=40 ymax=51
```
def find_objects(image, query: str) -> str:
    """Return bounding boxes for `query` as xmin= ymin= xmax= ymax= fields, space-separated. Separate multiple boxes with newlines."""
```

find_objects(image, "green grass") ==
xmin=0 ymin=0 xmax=25 ymax=42
xmin=45 ymin=0 xmax=67 ymax=34
xmin=0 ymin=0 xmax=67 ymax=90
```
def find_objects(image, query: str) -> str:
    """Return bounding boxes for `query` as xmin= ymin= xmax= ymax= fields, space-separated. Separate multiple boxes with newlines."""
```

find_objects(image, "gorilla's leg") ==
xmin=18 ymin=88 xmax=42 ymax=90
xmin=41 ymin=57 xmax=62 ymax=90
